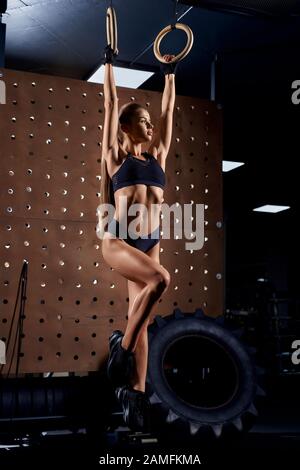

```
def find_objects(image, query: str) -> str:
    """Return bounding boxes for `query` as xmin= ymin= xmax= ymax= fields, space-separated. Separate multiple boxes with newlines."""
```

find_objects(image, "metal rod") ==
xmin=173 ymin=0 xmax=179 ymax=26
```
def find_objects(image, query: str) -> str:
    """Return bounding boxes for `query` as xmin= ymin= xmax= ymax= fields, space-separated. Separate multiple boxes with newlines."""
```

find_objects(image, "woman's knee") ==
xmin=161 ymin=266 xmax=171 ymax=289
xmin=148 ymin=268 xmax=170 ymax=296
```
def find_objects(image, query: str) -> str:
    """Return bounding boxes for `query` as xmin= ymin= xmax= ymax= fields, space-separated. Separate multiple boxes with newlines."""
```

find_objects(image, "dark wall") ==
xmin=221 ymin=45 xmax=299 ymax=310
xmin=0 ymin=1 xmax=7 ymax=67
xmin=0 ymin=23 xmax=5 ymax=67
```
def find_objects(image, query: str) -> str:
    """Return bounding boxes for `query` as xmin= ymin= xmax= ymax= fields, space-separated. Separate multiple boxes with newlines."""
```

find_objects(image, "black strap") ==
xmin=171 ymin=0 xmax=179 ymax=29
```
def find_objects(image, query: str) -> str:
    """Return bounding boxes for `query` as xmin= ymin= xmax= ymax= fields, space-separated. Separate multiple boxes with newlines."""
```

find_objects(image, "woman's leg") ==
xmin=127 ymin=284 xmax=154 ymax=392
xmin=127 ymin=242 xmax=161 ymax=392
xmin=128 ymin=318 xmax=150 ymax=392
xmin=102 ymin=237 xmax=170 ymax=354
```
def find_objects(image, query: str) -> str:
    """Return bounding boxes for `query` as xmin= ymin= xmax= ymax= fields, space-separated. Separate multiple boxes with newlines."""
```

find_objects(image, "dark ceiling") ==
xmin=3 ymin=0 xmax=300 ymax=84
xmin=2 ymin=0 xmax=299 ymax=299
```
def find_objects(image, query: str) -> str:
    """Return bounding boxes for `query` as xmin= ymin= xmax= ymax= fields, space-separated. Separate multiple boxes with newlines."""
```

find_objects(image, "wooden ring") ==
xmin=153 ymin=22 xmax=194 ymax=63
xmin=106 ymin=6 xmax=118 ymax=54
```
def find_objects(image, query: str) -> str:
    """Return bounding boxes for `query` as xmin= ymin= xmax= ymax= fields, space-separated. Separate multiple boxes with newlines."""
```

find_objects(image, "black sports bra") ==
xmin=109 ymin=151 xmax=165 ymax=204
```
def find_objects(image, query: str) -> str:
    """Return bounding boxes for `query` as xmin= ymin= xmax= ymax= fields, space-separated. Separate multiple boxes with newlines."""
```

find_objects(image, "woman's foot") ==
xmin=115 ymin=385 xmax=151 ymax=432
xmin=107 ymin=330 xmax=135 ymax=387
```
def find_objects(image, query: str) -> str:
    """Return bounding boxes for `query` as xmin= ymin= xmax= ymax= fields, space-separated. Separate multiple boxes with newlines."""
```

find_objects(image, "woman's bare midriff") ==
xmin=105 ymin=145 xmax=164 ymax=238
xmin=108 ymin=183 xmax=163 ymax=237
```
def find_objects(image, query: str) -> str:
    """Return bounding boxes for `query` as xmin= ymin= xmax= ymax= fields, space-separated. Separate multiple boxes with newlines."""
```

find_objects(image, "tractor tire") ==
xmin=146 ymin=308 xmax=265 ymax=441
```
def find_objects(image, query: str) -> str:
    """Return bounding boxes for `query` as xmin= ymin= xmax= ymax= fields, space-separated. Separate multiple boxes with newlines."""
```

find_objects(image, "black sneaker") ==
xmin=109 ymin=330 xmax=123 ymax=353
xmin=115 ymin=385 xmax=151 ymax=432
xmin=107 ymin=331 xmax=135 ymax=387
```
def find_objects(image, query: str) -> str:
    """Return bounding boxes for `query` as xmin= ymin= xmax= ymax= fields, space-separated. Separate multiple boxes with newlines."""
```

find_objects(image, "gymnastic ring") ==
xmin=106 ymin=6 xmax=118 ymax=55
xmin=153 ymin=22 xmax=194 ymax=63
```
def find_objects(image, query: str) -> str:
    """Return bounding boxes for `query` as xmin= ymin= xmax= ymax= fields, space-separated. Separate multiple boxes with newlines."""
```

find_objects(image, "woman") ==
xmin=99 ymin=44 xmax=177 ymax=431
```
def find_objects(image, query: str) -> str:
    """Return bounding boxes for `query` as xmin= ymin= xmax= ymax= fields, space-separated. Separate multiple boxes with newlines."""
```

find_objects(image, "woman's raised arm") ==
xmin=102 ymin=62 xmax=119 ymax=162
xmin=149 ymin=61 xmax=176 ymax=160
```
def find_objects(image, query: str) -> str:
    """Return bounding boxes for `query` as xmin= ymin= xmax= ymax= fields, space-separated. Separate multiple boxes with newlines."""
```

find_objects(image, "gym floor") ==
xmin=1 ymin=375 xmax=300 ymax=467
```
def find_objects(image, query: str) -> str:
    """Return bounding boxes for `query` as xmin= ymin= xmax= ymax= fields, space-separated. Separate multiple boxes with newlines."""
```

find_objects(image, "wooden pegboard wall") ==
xmin=0 ymin=67 xmax=223 ymax=373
